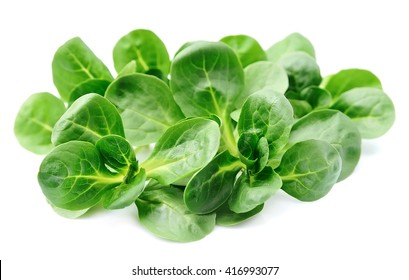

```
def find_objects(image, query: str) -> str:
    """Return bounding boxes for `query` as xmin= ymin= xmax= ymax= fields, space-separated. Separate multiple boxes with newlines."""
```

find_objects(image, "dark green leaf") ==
xmin=52 ymin=37 xmax=113 ymax=101
xmin=105 ymin=74 xmax=184 ymax=146
xmin=141 ymin=118 xmax=220 ymax=185
xmin=238 ymin=88 xmax=294 ymax=158
xmin=136 ymin=186 xmax=215 ymax=242
xmin=288 ymin=99 xmax=313 ymax=118
xmin=95 ymin=135 xmax=136 ymax=172
xmin=184 ymin=151 xmax=243 ymax=214
xmin=103 ymin=168 xmax=146 ymax=209
xmin=229 ymin=166 xmax=281 ymax=213
xmin=266 ymin=33 xmax=316 ymax=62
xmin=113 ymin=29 xmax=170 ymax=79
xmin=38 ymin=141 xmax=121 ymax=210
xmin=14 ymin=92 xmax=65 ymax=154
xmin=277 ymin=139 xmax=342 ymax=201
xmin=278 ymin=52 xmax=322 ymax=92
xmin=220 ymin=34 xmax=266 ymax=67
xmin=289 ymin=109 xmax=361 ymax=181
xmin=300 ymin=86 xmax=332 ymax=109
xmin=52 ymin=93 xmax=124 ymax=146
xmin=331 ymin=87 xmax=395 ymax=138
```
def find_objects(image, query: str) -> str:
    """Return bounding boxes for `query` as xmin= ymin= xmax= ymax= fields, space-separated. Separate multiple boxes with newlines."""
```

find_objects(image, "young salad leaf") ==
xmin=277 ymin=139 xmax=342 ymax=201
xmin=170 ymin=41 xmax=244 ymax=155
xmin=52 ymin=37 xmax=113 ymax=101
xmin=266 ymin=32 xmax=316 ymax=62
xmin=238 ymin=88 xmax=294 ymax=162
xmin=220 ymin=34 xmax=267 ymax=67
xmin=141 ymin=118 xmax=220 ymax=185
xmin=229 ymin=166 xmax=282 ymax=213
xmin=68 ymin=79 xmax=111 ymax=105
xmin=184 ymin=151 xmax=243 ymax=214
xmin=289 ymin=109 xmax=361 ymax=181
xmin=14 ymin=92 xmax=65 ymax=154
xmin=238 ymin=61 xmax=289 ymax=108
xmin=331 ymin=87 xmax=395 ymax=138
xmin=136 ymin=185 xmax=216 ymax=242
xmin=105 ymin=73 xmax=184 ymax=146
xmin=38 ymin=141 xmax=122 ymax=210
xmin=322 ymin=69 xmax=382 ymax=98
xmin=52 ymin=93 xmax=125 ymax=146
xmin=113 ymin=29 xmax=170 ymax=79
xmin=278 ymin=51 xmax=322 ymax=92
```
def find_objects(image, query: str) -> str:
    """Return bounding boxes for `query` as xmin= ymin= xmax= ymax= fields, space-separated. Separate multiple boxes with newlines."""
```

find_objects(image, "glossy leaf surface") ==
xmin=105 ymin=74 xmax=184 ymax=146
xmin=277 ymin=140 xmax=342 ymax=201
xmin=229 ymin=166 xmax=281 ymax=213
xmin=141 ymin=118 xmax=220 ymax=185
xmin=52 ymin=37 xmax=113 ymax=101
xmin=184 ymin=151 xmax=242 ymax=214
xmin=52 ymin=94 xmax=124 ymax=146
xmin=113 ymin=29 xmax=170 ymax=78
xmin=289 ymin=110 xmax=361 ymax=181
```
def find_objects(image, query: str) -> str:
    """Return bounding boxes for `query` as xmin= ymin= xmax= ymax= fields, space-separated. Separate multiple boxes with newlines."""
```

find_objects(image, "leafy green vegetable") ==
xmin=184 ymin=151 xmax=243 ymax=214
xmin=279 ymin=51 xmax=322 ymax=92
xmin=229 ymin=166 xmax=282 ymax=213
xmin=136 ymin=185 xmax=216 ymax=242
xmin=52 ymin=37 xmax=113 ymax=101
xmin=105 ymin=73 xmax=184 ymax=146
xmin=15 ymin=30 xmax=396 ymax=242
xmin=52 ymin=93 xmax=125 ymax=146
xmin=170 ymin=41 xmax=244 ymax=155
xmin=141 ymin=118 xmax=220 ymax=185
xmin=238 ymin=89 xmax=294 ymax=160
xmin=239 ymin=61 xmax=289 ymax=108
xmin=322 ymin=69 xmax=382 ymax=98
xmin=220 ymin=34 xmax=266 ymax=67
xmin=68 ymin=79 xmax=111 ymax=105
xmin=14 ymin=92 xmax=66 ymax=154
xmin=331 ymin=87 xmax=395 ymax=138
xmin=266 ymin=32 xmax=316 ymax=62
xmin=113 ymin=29 xmax=170 ymax=79
xmin=289 ymin=110 xmax=361 ymax=181
xmin=277 ymin=139 xmax=342 ymax=201
xmin=38 ymin=141 xmax=122 ymax=210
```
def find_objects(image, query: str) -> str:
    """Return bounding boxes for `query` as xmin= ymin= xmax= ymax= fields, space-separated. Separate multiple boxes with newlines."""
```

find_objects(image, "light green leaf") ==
xmin=68 ymin=79 xmax=111 ymax=105
xmin=322 ymin=68 xmax=382 ymax=98
xmin=220 ymin=34 xmax=266 ymax=67
xmin=113 ymin=29 xmax=170 ymax=79
xmin=331 ymin=87 xmax=395 ymax=138
xmin=14 ymin=92 xmax=66 ymax=154
xmin=105 ymin=74 xmax=184 ymax=146
xmin=266 ymin=32 xmax=315 ymax=62
xmin=141 ymin=118 xmax=220 ymax=185
xmin=52 ymin=37 xmax=113 ymax=101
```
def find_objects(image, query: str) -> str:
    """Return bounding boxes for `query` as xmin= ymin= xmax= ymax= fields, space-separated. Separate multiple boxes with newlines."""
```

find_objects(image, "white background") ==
xmin=1 ymin=0 xmax=408 ymax=279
